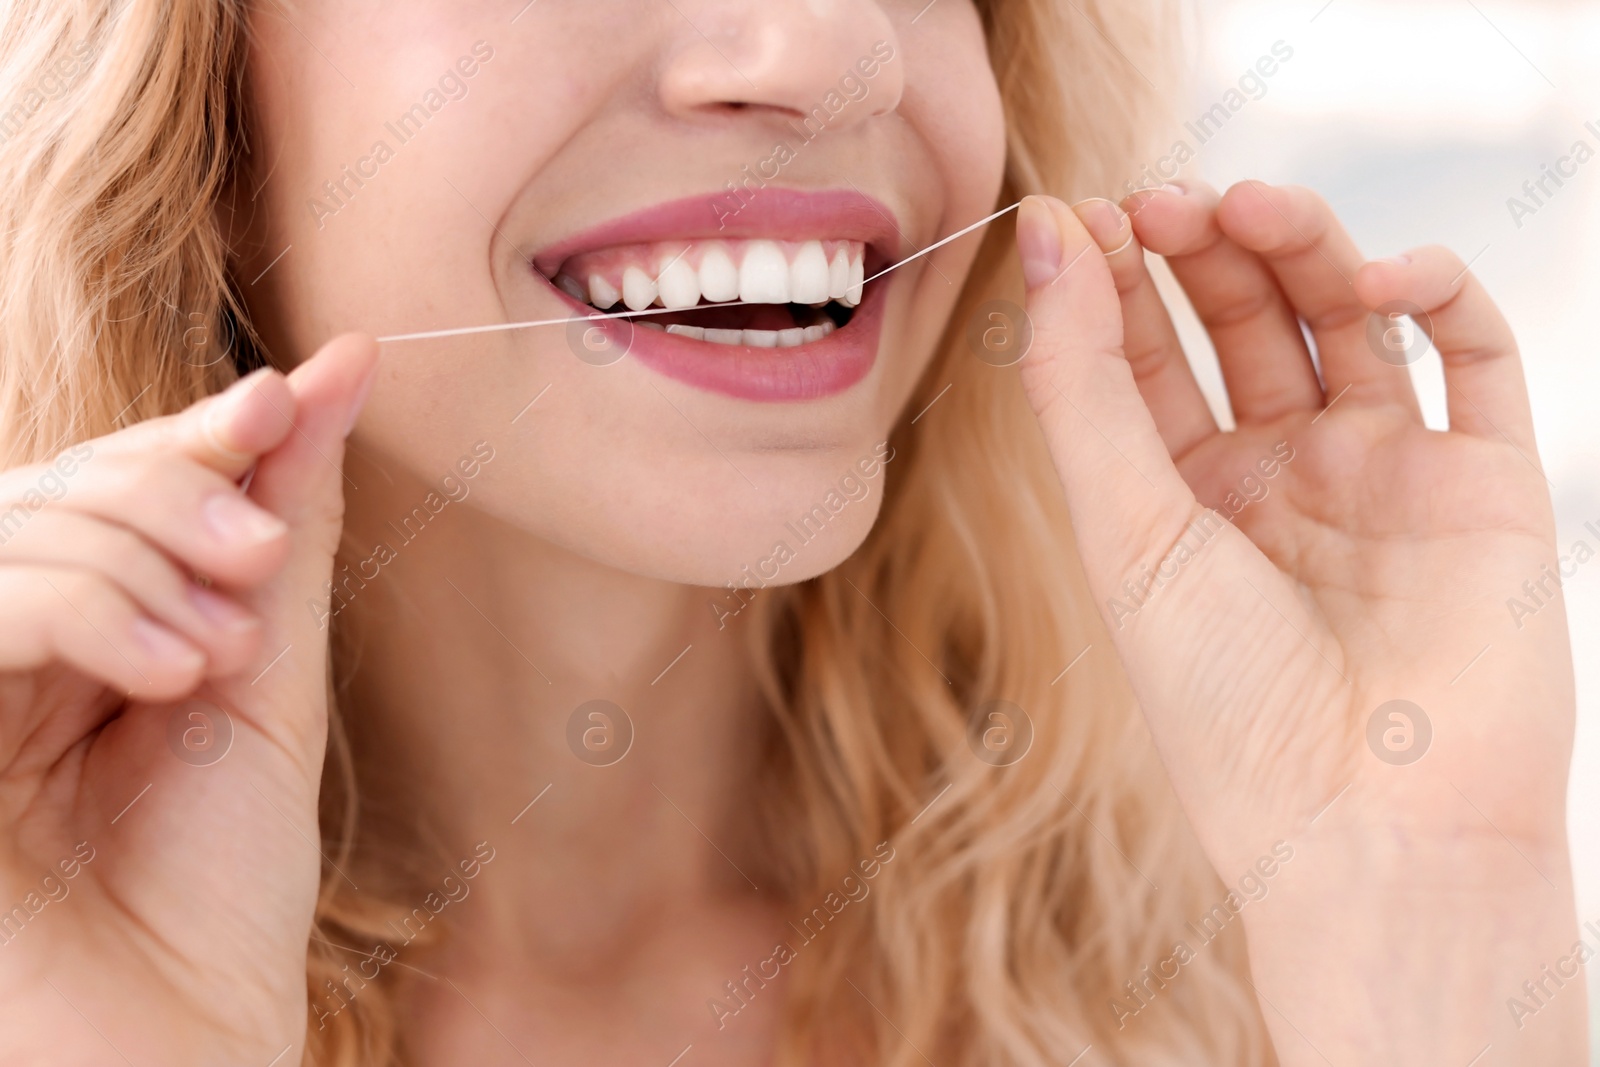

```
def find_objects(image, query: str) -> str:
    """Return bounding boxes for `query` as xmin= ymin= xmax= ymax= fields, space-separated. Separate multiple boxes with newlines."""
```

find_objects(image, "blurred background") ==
xmin=1154 ymin=0 xmax=1599 ymax=1052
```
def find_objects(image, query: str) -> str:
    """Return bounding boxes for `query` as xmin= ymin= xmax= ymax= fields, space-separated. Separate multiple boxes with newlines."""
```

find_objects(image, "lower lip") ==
xmin=550 ymin=281 xmax=888 ymax=402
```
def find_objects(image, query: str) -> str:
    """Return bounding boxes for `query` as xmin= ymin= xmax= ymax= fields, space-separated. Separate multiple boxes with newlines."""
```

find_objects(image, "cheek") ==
xmin=237 ymin=9 xmax=514 ymax=359
xmin=879 ymin=7 xmax=1007 ymax=383
xmin=910 ymin=8 xmax=1008 ymax=207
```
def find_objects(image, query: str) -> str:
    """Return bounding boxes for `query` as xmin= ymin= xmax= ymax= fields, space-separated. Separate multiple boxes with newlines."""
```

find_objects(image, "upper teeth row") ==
xmin=558 ymin=239 xmax=866 ymax=312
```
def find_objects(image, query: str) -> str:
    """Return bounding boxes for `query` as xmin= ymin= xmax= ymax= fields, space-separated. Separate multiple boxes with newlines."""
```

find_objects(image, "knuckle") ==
xmin=55 ymin=568 xmax=115 ymax=613
xmin=95 ymin=526 xmax=165 ymax=590
xmin=83 ymin=453 xmax=169 ymax=506
xmin=1107 ymin=249 xmax=1151 ymax=295
xmin=0 ymin=574 xmax=50 ymax=658
xmin=0 ymin=569 xmax=45 ymax=613
xmin=1306 ymin=300 xmax=1369 ymax=337
xmin=1123 ymin=338 xmax=1173 ymax=381
xmin=1197 ymin=285 xmax=1276 ymax=332
xmin=161 ymin=409 xmax=210 ymax=457
xmin=0 ymin=462 xmax=52 ymax=506
xmin=1439 ymin=341 xmax=1512 ymax=368
xmin=124 ymin=457 xmax=177 ymax=502
xmin=29 ymin=571 xmax=119 ymax=645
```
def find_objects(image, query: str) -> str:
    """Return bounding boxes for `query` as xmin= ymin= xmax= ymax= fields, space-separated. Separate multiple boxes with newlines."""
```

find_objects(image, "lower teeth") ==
xmin=648 ymin=321 xmax=837 ymax=347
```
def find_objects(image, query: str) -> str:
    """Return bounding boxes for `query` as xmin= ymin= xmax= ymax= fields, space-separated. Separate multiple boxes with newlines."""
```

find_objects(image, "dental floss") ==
xmin=374 ymin=200 xmax=1024 ymax=345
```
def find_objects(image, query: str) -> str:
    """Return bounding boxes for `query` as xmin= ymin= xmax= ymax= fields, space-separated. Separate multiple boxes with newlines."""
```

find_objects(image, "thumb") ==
xmin=220 ymin=333 xmax=377 ymax=762
xmin=248 ymin=332 xmax=378 ymax=538
xmin=1015 ymin=195 xmax=1203 ymax=602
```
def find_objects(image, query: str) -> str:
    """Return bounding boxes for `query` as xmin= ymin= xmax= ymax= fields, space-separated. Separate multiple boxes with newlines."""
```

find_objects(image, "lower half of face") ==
xmin=238 ymin=0 xmax=1006 ymax=587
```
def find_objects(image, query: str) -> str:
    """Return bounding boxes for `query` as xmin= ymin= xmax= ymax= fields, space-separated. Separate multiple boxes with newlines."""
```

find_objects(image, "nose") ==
xmin=658 ymin=0 xmax=904 ymax=132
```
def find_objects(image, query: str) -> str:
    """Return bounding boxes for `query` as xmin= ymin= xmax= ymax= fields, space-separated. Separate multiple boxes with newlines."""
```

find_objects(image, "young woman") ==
xmin=0 ymin=0 xmax=1586 ymax=1064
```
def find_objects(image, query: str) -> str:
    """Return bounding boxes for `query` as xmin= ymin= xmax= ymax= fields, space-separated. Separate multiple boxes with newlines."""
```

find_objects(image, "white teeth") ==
xmin=622 ymin=266 xmax=657 ymax=312
xmin=844 ymin=253 xmax=864 ymax=307
xmin=789 ymin=241 xmax=831 ymax=305
xmin=588 ymin=274 xmax=620 ymax=310
xmin=574 ymin=240 xmax=867 ymax=316
xmin=638 ymin=321 xmax=664 ymax=331
xmin=657 ymin=254 xmax=701 ymax=310
xmin=739 ymin=240 xmax=790 ymax=304
xmin=665 ymin=319 xmax=839 ymax=347
xmin=828 ymin=248 xmax=851 ymax=301
xmin=697 ymin=245 xmax=740 ymax=303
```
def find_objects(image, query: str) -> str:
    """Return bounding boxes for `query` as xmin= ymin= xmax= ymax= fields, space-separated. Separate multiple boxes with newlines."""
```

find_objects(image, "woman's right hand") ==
xmin=0 ymin=334 xmax=378 ymax=1066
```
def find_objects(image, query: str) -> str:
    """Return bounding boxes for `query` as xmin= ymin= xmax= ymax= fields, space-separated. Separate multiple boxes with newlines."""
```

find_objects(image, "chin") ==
xmin=474 ymin=436 xmax=898 ymax=594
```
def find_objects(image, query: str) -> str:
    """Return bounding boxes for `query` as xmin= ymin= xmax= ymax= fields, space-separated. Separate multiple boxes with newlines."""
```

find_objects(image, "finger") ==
xmin=1016 ymin=194 xmax=1339 ymax=839
xmin=88 ymin=367 xmax=297 ymax=482
xmin=0 ymin=453 xmax=291 ymax=588
xmin=1073 ymin=198 xmax=1218 ymax=458
xmin=0 ymin=565 xmax=206 ymax=700
xmin=1355 ymin=248 xmax=1535 ymax=450
xmin=1215 ymin=181 xmax=1421 ymax=417
xmin=1124 ymin=181 xmax=1324 ymax=425
xmin=1015 ymin=194 xmax=1204 ymax=589
xmin=0 ymin=508 xmax=263 ymax=675
xmin=214 ymin=333 xmax=377 ymax=759
xmin=248 ymin=333 xmax=378 ymax=530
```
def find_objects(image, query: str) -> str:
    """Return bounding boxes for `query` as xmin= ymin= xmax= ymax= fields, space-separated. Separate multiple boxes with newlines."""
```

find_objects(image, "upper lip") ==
xmin=528 ymin=187 xmax=905 ymax=280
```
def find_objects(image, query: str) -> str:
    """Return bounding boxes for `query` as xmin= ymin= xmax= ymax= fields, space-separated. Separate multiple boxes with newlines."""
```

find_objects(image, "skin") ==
xmin=0 ymin=3 xmax=1585 ymax=1067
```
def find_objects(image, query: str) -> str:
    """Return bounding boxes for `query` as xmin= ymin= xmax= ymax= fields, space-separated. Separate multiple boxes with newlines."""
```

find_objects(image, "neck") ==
xmin=335 ymin=449 xmax=773 ymax=975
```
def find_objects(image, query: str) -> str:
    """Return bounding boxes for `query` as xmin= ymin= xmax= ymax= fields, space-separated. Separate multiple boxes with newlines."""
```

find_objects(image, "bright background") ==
xmin=1153 ymin=0 xmax=1599 ymax=1052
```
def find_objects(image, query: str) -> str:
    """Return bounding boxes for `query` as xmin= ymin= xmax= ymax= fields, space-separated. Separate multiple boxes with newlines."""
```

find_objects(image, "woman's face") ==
xmin=237 ymin=0 xmax=1006 ymax=586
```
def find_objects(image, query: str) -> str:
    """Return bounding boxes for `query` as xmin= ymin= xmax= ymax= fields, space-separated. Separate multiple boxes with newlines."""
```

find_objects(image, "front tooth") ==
xmin=657 ymin=255 xmax=701 ymax=310
xmin=828 ymin=248 xmax=851 ymax=301
xmin=589 ymin=274 xmax=620 ymax=310
xmin=789 ymin=241 xmax=830 ymax=305
xmin=802 ymin=323 xmax=830 ymax=343
xmin=776 ymin=327 xmax=806 ymax=348
xmin=844 ymin=253 xmax=865 ymax=307
xmin=739 ymin=241 xmax=790 ymax=304
xmin=621 ymin=267 xmax=657 ymax=311
xmin=698 ymin=245 xmax=740 ymax=303
xmin=742 ymin=329 xmax=778 ymax=348
xmin=666 ymin=324 xmax=705 ymax=340
xmin=704 ymin=328 xmax=743 ymax=345
xmin=638 ymin=321 xmax=665 ymax=331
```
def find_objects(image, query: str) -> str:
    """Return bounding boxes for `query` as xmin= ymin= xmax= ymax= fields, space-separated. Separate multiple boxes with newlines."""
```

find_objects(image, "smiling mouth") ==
xmin=535 ymin=237 xmax=877 ymax=348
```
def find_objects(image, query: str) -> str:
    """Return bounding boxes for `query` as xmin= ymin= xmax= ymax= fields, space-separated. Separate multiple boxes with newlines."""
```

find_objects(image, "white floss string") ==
xmin=375 ymin=200 xmax=1024 ymax=345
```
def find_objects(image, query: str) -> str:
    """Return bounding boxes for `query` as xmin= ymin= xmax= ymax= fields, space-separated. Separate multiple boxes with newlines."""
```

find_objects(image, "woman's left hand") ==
xmin=1014 ymin=182 xmax=1584 ymax=1066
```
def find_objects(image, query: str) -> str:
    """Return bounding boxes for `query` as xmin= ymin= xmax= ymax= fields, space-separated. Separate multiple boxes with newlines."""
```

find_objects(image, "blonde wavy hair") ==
xmin=0 ymin=0 xmax=1272 ymax=1063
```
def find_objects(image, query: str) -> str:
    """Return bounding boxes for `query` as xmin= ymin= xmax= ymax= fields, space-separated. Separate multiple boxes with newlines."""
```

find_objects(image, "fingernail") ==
xmin=187 ymin=585 xmax=258 ymax=632
xmin=203 ymin=491 xmax=288 ymax=544
xmin=1160 ymin=183 xmax=1187 ymax=196
xmin=1379 ymin=254 xmax=1411 ymax=266
xmin=1075 ymin=198 xmax=1130 ymax=254
xmin=345 ymin=365 xmax=378 ymax=437
xmin=131 ymin=617 xmax=204 ymax=668
xmin=1017 ymin=196 xmax=1063 ymax=290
